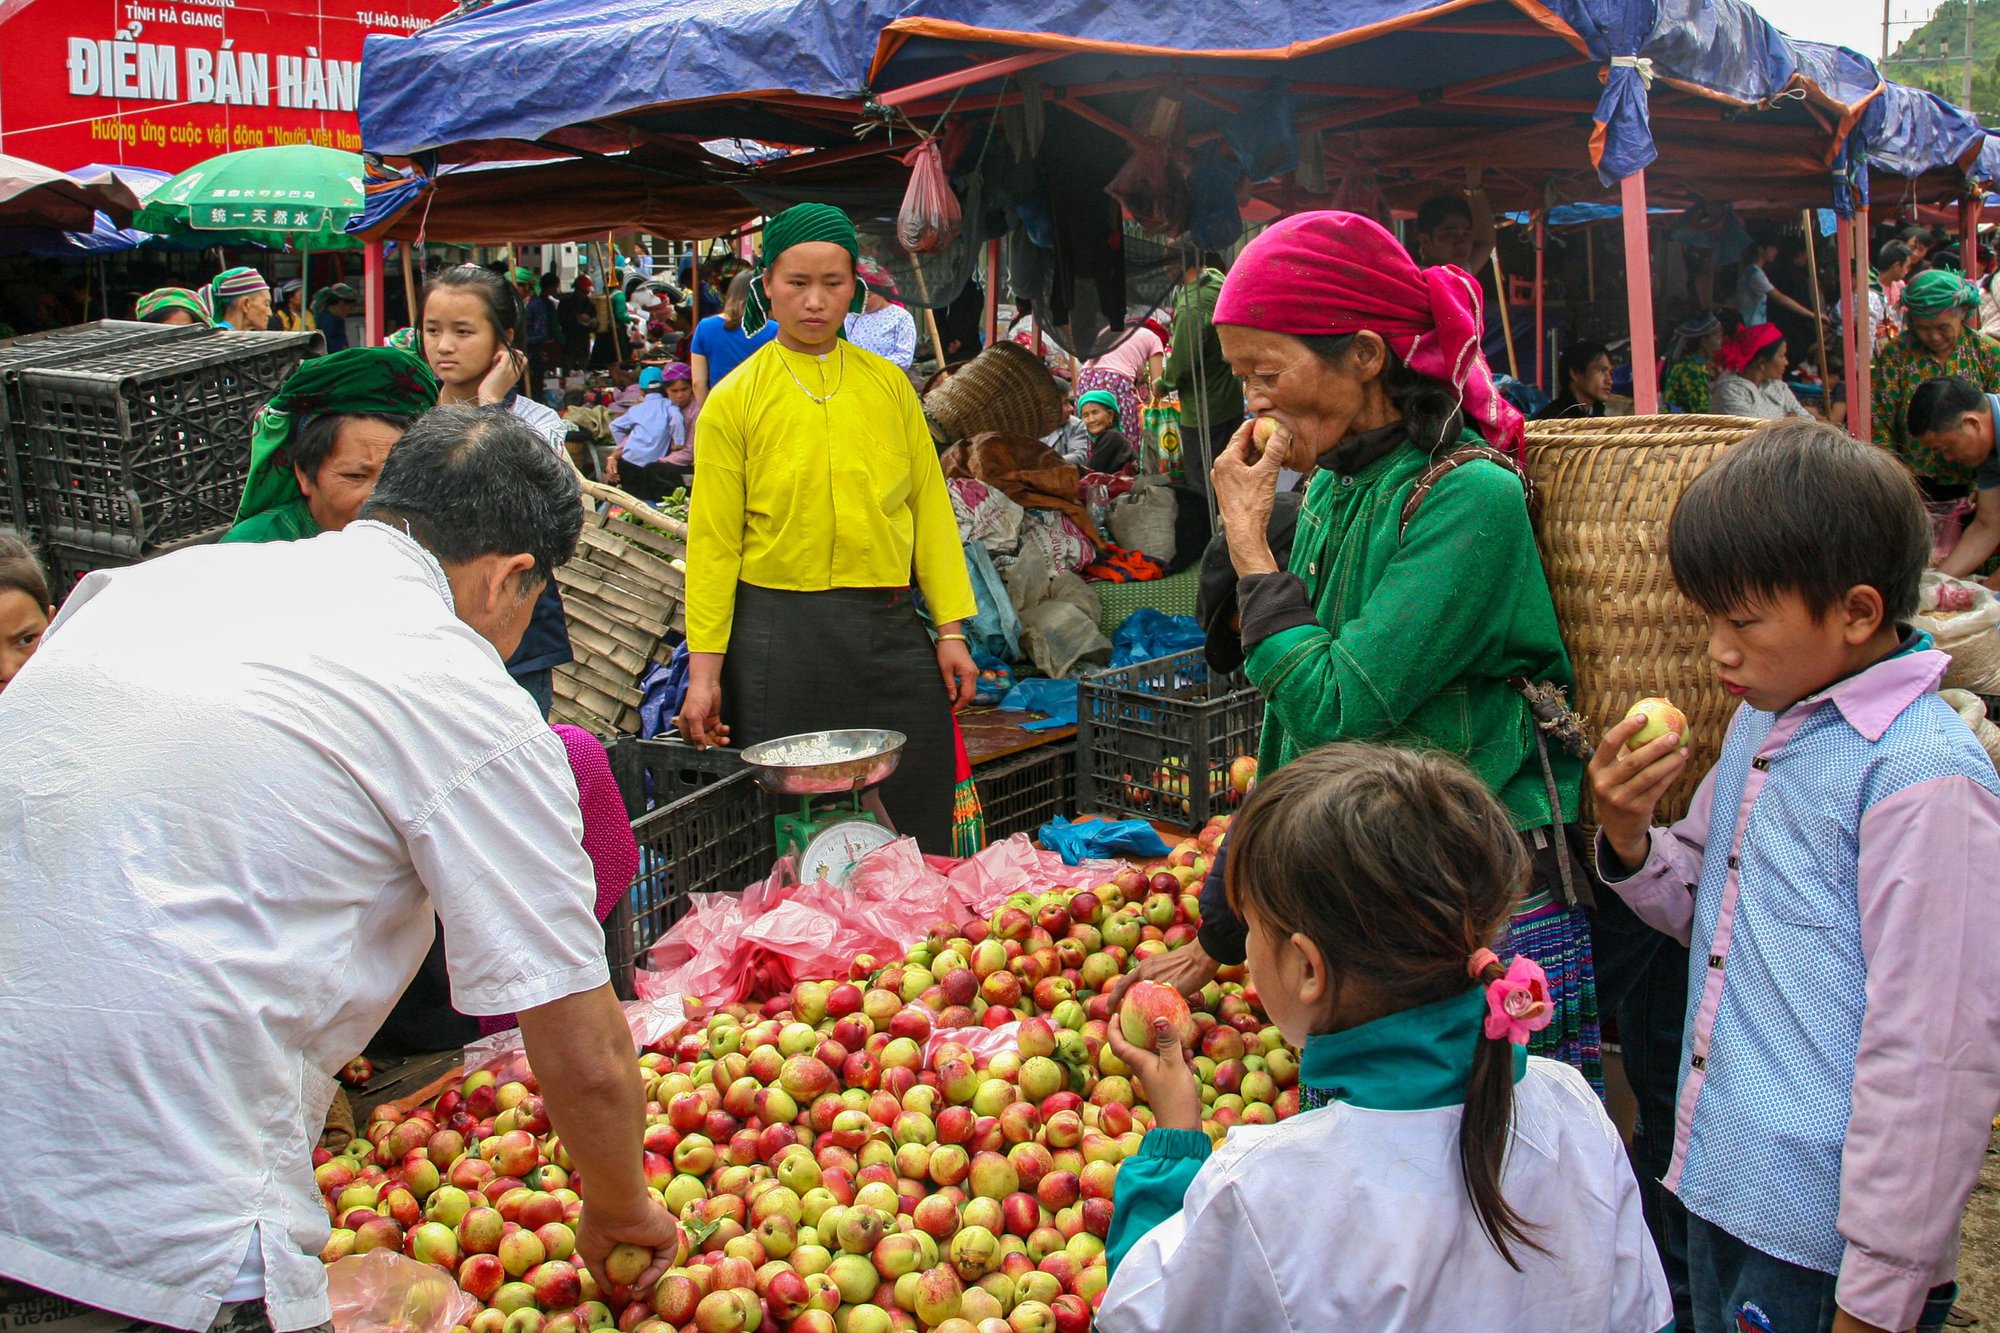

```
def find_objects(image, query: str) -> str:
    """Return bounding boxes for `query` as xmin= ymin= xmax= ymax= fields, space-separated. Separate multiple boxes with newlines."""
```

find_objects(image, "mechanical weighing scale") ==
xmin=740 ymin=728 xmax=908 ymax=887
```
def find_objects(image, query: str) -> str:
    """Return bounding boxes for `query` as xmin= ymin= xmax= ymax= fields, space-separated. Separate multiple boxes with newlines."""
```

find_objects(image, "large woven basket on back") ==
xmin=1523 ymin=414 xmax=1764 ymax=822
xmin=924 ymin=341 xmax=1067 ymax=446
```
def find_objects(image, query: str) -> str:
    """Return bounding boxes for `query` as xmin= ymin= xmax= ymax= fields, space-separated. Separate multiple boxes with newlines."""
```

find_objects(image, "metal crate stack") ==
xmin=0 ymin=321 xmax=212 ymax=554
xmin=11 ymin=327 xmax=321 ymax=583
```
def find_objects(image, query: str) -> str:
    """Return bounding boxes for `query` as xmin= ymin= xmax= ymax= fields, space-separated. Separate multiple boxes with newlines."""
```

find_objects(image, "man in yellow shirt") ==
xmin=679 ymin=203 xmax=978 ymax=852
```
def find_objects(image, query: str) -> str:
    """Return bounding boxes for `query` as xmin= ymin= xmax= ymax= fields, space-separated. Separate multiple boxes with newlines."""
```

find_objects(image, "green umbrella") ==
xmin=134 ymin=144 xmax=365 ymax=330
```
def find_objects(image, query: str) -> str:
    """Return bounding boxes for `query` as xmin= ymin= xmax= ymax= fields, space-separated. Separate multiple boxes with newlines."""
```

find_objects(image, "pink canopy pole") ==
xmin=1533 ymin=211 xmax=1547 ymax=389
xmin=1850 ymin=208 xmax=1872 ymax=442
xmin=364 ymin=239 xmax=386 ymax=347
xmin=1837 ymin=219 xmax=1861 ymax=438
xmin=1620 ymin=171 xmax=1658 ymax=413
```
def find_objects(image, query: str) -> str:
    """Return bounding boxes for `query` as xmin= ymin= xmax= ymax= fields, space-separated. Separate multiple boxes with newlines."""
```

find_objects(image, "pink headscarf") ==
xmin=1715 ymin=323 xmax=1783 ymax=375
xmin=1212 ymin=211 xmax=1524 ymax=457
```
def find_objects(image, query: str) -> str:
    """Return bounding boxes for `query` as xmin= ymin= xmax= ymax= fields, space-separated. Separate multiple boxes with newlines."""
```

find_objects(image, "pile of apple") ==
xmin=314 ymin=842 xmax=1299 ymax=1333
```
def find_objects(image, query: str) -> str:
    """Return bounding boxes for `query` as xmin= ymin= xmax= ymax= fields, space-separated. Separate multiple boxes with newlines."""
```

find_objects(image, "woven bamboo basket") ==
xmin=924 ymin=341 xmax=1067 ymax=446
xmin=550 ymin=478 xmax=688 ymax=737
xmin=1523 ymin=414 xmax=1764 ymax=822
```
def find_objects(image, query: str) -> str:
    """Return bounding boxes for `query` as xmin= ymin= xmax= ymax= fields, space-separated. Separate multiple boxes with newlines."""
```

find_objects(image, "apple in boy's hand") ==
xmin=1621 ymin=697 xmax=1688 ymax=751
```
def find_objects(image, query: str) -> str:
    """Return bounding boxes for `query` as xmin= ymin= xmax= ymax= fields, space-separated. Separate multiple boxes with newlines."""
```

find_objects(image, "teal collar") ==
xmin=1299 ymin=989 xmax=1526 ymax=1111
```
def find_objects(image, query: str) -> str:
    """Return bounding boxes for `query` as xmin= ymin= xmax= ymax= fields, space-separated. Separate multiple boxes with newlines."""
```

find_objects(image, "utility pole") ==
xmin=1967 ymin=0 xmax=1978 ymax=112
xmin=1885 ymin=0 xmax=1893 ymax=62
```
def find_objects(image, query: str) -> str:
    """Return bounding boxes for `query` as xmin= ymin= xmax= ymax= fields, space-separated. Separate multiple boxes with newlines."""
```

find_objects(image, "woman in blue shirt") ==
xmin=689 ymin=271 xmax=776 ymax=408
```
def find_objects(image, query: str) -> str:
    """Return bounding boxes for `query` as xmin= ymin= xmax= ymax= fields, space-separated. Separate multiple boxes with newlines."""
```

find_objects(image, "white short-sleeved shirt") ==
xmin=0 ymin=522 xmax=610 ymax=1332
xmin=1098 ymin=1059 xmax=1673 ymax=1333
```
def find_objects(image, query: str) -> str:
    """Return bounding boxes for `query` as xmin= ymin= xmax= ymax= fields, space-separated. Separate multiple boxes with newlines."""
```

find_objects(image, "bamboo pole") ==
xmin=401 ymin=245 xmax=419 ymax=334
xmin=1533 ymin=212 xmax=1547 ymax=390
xmin=1801 ymin=210 xmax=1831 ymax=400
xmin=1490 ymin=233 xmax=1520 ymax=380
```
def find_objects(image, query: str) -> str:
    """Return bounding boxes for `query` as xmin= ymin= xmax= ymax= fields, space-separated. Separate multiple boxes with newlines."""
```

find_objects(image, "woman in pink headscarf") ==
xmin=1122 ymin=211 xmax=1604 ymax=1088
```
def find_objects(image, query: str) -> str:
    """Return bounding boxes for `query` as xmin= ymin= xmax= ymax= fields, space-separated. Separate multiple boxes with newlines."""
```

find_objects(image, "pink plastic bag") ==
xmin=898 ymin=140 xmax=962 ymax=254
xmin=946 ymin=834 xmax=1124 ymax=916
xmin=326 ymin=1250 xmax=477 ymax=1333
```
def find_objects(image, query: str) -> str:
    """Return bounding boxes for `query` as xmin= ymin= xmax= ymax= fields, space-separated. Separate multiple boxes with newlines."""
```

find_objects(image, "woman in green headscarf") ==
xmin=1872 ymin=268 xmax=2000 ymax=497
xmin=679 ymin=203 xmax=979 ymax=855
xmin=221 ymin=347 xmax=439 ymax=544
xmin=135 ymin=287 xmax=211 ymax=326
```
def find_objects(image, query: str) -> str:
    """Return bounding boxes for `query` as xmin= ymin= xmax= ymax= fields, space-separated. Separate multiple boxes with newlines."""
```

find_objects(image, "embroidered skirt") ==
xmin=1506 ymin=885 xmax=1603 ymax=1093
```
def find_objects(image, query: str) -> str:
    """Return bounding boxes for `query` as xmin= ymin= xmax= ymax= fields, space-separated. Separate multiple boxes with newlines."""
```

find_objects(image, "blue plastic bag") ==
xmin=1036 ymin=816 xmax=1172 ymax=866
xmin=963 ymin=541 xmax=1022 ymax=662
xmin=1222 ymin=84 xmax=1299 ymax=183
xmin=1110 ymin=609 xmax=1206 ymax=669
xmin=1189 ymin=144 xmax=1244 ymax=253
xmin=998 ymin=677 xmax=1079 ymax=730
xmin=638 ymin=644 xmax=690 ymax=739
xmin=973 ymin=650 xmax=1017 ymax=706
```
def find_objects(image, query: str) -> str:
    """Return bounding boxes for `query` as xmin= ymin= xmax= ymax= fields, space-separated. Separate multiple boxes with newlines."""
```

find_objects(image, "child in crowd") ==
xmin=605 ymin=365 xmax=689 ymax=503
xmin=1098 ymin=743 xmax=1671 ymax=1332
xmin=0 ymin=533 xmax=52 ymax=696
xmin=1588 ymin=421 xmax=2000 ymax=1333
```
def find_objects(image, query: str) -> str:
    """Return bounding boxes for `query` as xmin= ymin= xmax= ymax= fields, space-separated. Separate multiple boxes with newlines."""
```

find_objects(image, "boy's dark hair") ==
xmin=1906 ymin=375 xmax=1986 ymax=438
xmin=359 ymin=405 xmax=582 ymax=586
xmin=282 ymin=412 xmax=416 ymax=483
xmin=1669 ymin=420 xmax=1930 ymax=624
xmin=0 ymin=530 xmax=48 ymax=606
xmin=1876 ymin=240 xmax=1912 ymax=271
xmin=1225 ymin=742 xmax=1539 ymax=1269
xmin=1559 ymin=339 xmax=1610 ymax=384
xmin=1416 ymin=194 xmax=1474 ymax=235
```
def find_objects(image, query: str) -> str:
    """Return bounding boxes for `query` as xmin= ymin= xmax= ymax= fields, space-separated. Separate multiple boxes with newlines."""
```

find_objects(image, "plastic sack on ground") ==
xmin=463 ymin=993 xmax=689 ymax=1075
xmin=1915 ymin=571 xmax=2000 ymax=694
xmin=326 ymin=1250 xmax=478 ymax=1333
xmin=1036 ymin=816 xmax=1172 ymax=865
xmin=946 ymin=833 xmax=1124 ymax=916
xmin=998 ymin=676 xmax=1079 ymax=729
xmin=1942 ymin=689 xmax=2000 ymax=767
xmin=898 ymin=139 xmax=962 ymax=254
xmin=1111 ymin=608 xmax=1205 ymax=668
xmin=1020 ymin=600 xmax=1112 ymax=679
xmin=1109 ymin=474 xmax=1178 ymax=564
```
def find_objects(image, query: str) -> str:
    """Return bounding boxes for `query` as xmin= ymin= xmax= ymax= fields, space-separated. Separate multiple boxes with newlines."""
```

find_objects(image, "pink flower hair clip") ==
xmin=1468 ymin=948 xmax=1553 ymax=1046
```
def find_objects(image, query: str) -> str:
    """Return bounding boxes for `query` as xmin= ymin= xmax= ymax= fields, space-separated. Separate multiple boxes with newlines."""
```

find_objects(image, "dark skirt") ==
xmin=722 ymin=584 xmax=954 ymax=854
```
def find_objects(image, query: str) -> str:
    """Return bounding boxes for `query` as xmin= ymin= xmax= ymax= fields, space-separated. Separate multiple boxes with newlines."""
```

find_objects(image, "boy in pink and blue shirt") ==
xmin=1588 ymin=421 xmax=2000 ymax=1333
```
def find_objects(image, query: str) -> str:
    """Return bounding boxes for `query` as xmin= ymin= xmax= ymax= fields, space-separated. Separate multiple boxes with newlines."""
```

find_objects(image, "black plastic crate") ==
xmin=44 ymin=523 xmax=229 ymax=596
xmin=976 ymin=742 xmax=1076 ymax=844
xmin=602 ymin=738 xmax=777 ymax=999
xmin=0 ymin=322 xmax=209 ymax=544
xmin=1076 ymin=648 xmax=1264 ymax=828
xmin=19 ymin=329 xmax=321 ymax=556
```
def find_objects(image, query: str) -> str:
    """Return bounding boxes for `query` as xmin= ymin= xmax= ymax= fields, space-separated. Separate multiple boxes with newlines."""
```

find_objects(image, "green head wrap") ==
xmin=509 ymin=266 xmax=537 ymax=287
xmin=1900 ymin=269 xmax=1979 ymax=317
xmin=230 ymin=347 xmax=440 ymax=541
xmin=743 ymin=202 xmax=863 ymax=336
xmin=386 ymin=327 xmax=420 ymax=352
xmin=134 ymin=287 xmax=212 ymax=325
xmin=1076 ymin=390 xmax=1120 ymax=418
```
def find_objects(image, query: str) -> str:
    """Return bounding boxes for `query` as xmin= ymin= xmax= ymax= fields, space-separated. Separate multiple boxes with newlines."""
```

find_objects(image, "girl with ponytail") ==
xmin=1097 ymin=743 xmax=1671 ymax=1333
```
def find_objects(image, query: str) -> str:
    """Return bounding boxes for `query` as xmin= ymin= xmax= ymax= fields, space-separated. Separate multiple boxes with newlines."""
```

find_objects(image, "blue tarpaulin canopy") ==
xmin=356 ymin=0 xmax=1984 ymax=222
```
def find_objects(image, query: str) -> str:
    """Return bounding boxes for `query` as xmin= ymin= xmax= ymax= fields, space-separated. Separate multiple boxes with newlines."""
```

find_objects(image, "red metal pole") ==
xmin=364 ymin=239 xmax=386 ymax=347
xmin=1620 ymin=172 xmax=1658 ymax=414
xmin=984 ymin=239 xmax=1001 ymax=347
xmin=1850 ymin=207 xmax=1872 ymax=442
xmin=1533 ymin=212 xmax=1547 ymax=390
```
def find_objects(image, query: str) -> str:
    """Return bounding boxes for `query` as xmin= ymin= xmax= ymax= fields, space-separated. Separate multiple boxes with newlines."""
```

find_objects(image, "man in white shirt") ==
xmin=0 ymin=406 xmax=679 ymax=1333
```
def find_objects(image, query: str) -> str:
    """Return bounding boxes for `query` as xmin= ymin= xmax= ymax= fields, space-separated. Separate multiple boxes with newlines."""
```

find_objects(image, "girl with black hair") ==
xmin=1098 ymin=743 xmax=1672 ymax=1331
xmin=421 ymin=264 xmax=573 ymax=716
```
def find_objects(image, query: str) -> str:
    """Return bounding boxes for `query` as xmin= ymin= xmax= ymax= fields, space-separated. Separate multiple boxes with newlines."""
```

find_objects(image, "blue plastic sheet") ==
xmin=998 ymin=678 xmax=1079 ymax=730
xmin=963 ymin=542 xmax=1022 ymax=663
xmin=1110 ymin=610 xmax=1206 ymax=669
xmin=1036 ymin=816 xmax=1171 ymax=866
xmin=637 ymin=646 xmax=690 ymax=740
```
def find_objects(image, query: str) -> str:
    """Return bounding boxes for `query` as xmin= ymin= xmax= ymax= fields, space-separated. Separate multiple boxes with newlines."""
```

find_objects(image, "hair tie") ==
xmin=1466 ymin=947 xmax=1500 ymax=980
xmin=1481 ymin=955 xmax=1554 ymax=1046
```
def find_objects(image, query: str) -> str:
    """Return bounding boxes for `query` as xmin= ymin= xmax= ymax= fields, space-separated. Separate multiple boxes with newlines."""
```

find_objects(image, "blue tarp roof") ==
xmin=357 ymin=0 xmax=1984 ymax=214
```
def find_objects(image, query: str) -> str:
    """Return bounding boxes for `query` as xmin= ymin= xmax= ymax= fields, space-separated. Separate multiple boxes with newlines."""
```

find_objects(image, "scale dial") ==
xmin=799 ymin=817 xmax=898 ymax=887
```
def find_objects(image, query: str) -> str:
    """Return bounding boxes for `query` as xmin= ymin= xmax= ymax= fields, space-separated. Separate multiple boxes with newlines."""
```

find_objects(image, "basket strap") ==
xmin=1397 ymin=444 xmax=1540 ymax=541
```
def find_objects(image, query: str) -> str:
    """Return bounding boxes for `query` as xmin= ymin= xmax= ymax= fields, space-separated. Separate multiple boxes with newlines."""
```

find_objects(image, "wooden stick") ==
xmin=1490 ymin=232 xmax=1520 ymax=380
xmin=400 ymin=245 xmax=419 ymax=332
xmin=1801 ymin=209 xmax=1831 ymax=400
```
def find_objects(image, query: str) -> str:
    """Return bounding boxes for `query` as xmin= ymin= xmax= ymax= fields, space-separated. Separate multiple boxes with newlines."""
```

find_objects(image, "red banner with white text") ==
xmin=0 ymin=0 xmax=453 ymax=172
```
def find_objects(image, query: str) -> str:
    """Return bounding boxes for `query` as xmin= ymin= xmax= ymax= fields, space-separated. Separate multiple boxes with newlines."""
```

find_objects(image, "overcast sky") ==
xmin=1752 ymin=0 xmax=1932 ymax=60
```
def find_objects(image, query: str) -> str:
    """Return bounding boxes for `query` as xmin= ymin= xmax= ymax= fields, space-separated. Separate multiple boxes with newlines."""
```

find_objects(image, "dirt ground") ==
xmin=1954 ymin=1131 xmax=2000 ymax=1326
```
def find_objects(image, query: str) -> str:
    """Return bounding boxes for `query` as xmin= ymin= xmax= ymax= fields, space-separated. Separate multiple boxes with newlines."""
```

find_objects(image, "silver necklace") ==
xmin=779 ymin=343 xmax=845 ymax=405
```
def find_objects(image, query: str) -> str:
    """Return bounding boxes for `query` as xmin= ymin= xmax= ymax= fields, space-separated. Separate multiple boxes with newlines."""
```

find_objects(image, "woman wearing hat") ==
xmin=606 ymin=364 xmax=695 ymax=501
xmin=313 ymin=283 xmax=362 ymax=353
xmin=134 ymin=287 xmax=210 ymax=327
xmin=1873 ymin=268 xmax=2000 ymax=497
xmin=219 ymin=346 xmax=439 ymax=544
xmin=843 ymin=259 xmax=918 ymax=368
xmin=210 ymin=267 xmax=271 ymax=330
xmin=679 ymin=203 xmax=979 ymax=853
xmin=1115 ymin=210 xmax=1603 ymax=1087
xmin=1661 ymin=314 xmax=1724 ymax=414
xmin=1709 ymin=324 xmax=1811 ymax=421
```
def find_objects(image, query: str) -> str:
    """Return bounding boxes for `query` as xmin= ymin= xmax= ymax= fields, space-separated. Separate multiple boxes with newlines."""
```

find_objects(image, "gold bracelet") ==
xmin=936 ymin=633 xmax=969 ymax=644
